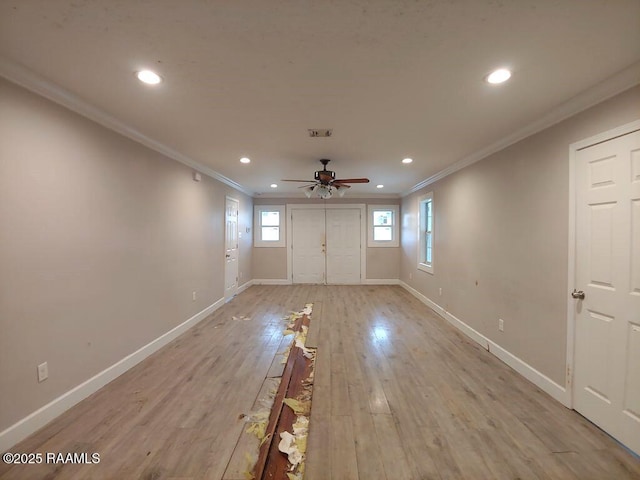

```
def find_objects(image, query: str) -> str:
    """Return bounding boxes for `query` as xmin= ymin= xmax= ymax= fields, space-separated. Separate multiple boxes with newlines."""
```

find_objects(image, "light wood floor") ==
xmin=1 ymin=285 xmax=639 ymax=479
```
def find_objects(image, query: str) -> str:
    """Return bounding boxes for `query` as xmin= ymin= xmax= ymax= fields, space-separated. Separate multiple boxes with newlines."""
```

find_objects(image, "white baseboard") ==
xmin=364 ymin=279 xmax=401 ymax=285
xmin=0 ymin=298 xmax=225 ymax=453
xmin=400 ymin=282 xmax=489 ymax=348
xmin=237 ymin=279 xmax=254 ymax=294
xmin=399 ymin=281 xmax=569 ymax=407
xmin=254 ymin=278 xmax=401 ymax=286
xmin=487 ymin=339 xmax=569 ymax=406
xmin=252 ymin=278 xmax=291 ymax=285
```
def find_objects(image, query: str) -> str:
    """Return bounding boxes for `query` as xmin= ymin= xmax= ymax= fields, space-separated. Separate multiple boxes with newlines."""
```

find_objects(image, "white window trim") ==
xmin=254 ymin=205 xmax=286 ymax=247
xmin=417 ymin=192 xmax=434 ymax=274
xmin=367 ymin=205 xmax=399 ymax=247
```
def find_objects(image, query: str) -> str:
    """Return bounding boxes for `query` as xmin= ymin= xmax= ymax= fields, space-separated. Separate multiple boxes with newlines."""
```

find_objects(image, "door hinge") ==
xmin=566 ymin=366 xmax=572 ymax=386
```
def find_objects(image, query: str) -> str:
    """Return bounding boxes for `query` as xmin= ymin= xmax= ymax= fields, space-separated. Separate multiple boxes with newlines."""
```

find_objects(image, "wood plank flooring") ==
xmin=1 ymin=285 xmax=639 ymax=479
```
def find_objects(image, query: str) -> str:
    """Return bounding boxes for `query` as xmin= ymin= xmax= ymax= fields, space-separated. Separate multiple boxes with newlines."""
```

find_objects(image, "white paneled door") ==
xmin=224 ymin=197 xmax=239 ymax=301
xmin=573 ymin=129 xmax=640 ymax=455
xmin=291 ymin=208 xmax=361 ymax=284
xmin=292 ymin=209 xmax=326 ymax=284
xmin=326 ymin=209 xmax=361 ymax=284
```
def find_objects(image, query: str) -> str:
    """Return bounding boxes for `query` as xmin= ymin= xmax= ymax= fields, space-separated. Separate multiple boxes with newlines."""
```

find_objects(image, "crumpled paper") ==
xmin=294 ymin=329 xmax=314 ymax=359
xmin=278 ymin=415 xmax=309 ymax=467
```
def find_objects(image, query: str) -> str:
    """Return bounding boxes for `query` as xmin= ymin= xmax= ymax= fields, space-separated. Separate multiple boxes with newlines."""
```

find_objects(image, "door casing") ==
xmin=566 ymin=119 xmax=640 ymax=408
xmin=224 ymin=196 xmax=239 ymax=302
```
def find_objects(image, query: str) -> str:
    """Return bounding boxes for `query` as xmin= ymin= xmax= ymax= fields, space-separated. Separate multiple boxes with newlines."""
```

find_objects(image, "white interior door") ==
xmin=292 ymin=209 xmax=326 ymax=284
xmin=224 ymin=197 xmax=239 ymax=301
xmin=573 ymin=129 xmax=640 ymax=454
xmin=326 ymin=209 xmax=361 ymax=284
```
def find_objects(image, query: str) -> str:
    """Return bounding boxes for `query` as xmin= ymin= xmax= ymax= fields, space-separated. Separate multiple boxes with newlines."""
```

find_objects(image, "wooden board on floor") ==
xmin=223 ymin=377 xmax=281 ymax=480
xmin=305 ymin=300 xmax=322 ymax=348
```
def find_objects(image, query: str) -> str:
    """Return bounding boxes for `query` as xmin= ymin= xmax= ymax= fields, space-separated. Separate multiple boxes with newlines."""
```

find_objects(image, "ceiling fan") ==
xmin=282 ymin=159 xmax=370 ymax=198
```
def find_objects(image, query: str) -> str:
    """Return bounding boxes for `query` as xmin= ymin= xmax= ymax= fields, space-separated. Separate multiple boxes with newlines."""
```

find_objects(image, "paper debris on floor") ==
xmin=283 ymin=397 xmax=311 ymax=416
xmin=278 ymin=414 xmax=309 ymax=476
xmin=232 ymin=315 xmax=251 ymax=321
xmin=240 ymin=303 xmax=315 ymax=480
xmin=243 ymin=452 xmax=256 ymax=480
xmin=293 ymin=326 xmax=314 ymax=359
xmin=245 ymin=409 xmax=270 ymax=443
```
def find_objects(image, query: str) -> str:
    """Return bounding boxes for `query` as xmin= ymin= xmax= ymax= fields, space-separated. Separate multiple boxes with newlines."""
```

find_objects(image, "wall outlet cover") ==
xmin=37 ymin=362 xmax=48 ymax=382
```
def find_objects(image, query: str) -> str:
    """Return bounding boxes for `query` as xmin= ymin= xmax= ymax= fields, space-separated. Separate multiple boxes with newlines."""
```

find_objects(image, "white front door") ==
xmin=224 ymin=197 xmax=239 ymax=301
xmin=292 ymin=209 xmax=326 ymax=284
xmin=326 ymin=209 xmax=361 ymax=284
xmin=291 ymin=207 xmax=362 ymax=284
xmin=573 ymin=129 xmax=640 ymax=455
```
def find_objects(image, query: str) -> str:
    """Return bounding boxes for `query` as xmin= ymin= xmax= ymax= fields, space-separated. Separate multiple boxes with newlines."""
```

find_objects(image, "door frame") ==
xmin=286 ymin=203 xmax=366 ymax=284
xmin=224 ymin=195 xmax=240 ymax=302
xmin=566 ymin=119 xmax=640 ymax=408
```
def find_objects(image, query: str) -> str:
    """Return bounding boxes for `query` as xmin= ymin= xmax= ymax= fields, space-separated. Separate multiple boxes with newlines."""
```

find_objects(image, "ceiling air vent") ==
xmin=308 ymin=129 xmax=332 ymax=138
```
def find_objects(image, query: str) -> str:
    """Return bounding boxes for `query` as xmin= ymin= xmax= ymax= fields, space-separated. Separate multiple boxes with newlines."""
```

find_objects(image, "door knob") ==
xmin=571 ymin=289 xmax=585 ymax=300
xmin=225 ymin=254 xmax=231 ymax=258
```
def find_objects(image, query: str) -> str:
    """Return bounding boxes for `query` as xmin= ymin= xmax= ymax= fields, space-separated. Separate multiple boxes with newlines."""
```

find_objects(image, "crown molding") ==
xmin=254 ymin=191 xmax=400 ymax=199
xmin=3 ymin=57 xmax=638 ymax=200
xmin=0 ymin=58 xmax=254 ymax=197
xmin=404 ymin=60 xmax=640 ymax=196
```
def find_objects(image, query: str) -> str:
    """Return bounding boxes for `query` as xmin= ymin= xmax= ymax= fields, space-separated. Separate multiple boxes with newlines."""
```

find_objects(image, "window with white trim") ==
xmin=368 ymin=205 xmax=399 ymax=247
xmin=254 ymin=205 xmax=286 ymax=247
xmin=418 ymin=192 xmax=433 ymax=273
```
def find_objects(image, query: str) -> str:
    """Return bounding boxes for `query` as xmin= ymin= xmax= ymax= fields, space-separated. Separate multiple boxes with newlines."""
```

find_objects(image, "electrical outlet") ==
xmin=498 ymin=318 xmax=504 ymax=332
xmin=37 ymin=362 xmax=48 ymax=382
xmin=439 ymin=287 xmax=442 ymax=296
xmin=192 ymin=291 xmax=197 ymax=301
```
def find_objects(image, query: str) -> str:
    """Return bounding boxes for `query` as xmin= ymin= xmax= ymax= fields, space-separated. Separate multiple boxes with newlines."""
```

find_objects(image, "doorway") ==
xmin=224 ymin=196 xmax=239 ymax=301
xmin=570 ymin=122 xmax=640 ymax=455
xmin=288 ymin=204 xmax=365 ymax=284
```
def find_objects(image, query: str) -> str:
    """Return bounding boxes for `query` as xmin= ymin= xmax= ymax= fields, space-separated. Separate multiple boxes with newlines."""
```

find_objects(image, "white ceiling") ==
xmin=1 ymin=1 xmax=639 ymax=198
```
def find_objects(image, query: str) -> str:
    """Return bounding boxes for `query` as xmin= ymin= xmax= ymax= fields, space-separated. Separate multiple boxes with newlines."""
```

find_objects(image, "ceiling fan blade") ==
xmin=281 ymin=179 xmax=316 ymax=182
xmin=332 ymin=178 xmax=370 ymax=184
xmin=297 ymin=184 xmax=317 ymax=188
xmin=332 ymin=182 xmax=351 ymax=188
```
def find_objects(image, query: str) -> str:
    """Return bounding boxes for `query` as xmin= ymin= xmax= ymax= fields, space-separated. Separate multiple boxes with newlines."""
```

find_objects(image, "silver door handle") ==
xmin=571 ymin=289 xmax=585 ymax=300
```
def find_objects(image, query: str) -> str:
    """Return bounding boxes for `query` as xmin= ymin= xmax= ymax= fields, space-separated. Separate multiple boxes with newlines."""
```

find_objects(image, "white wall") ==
xmin=401 ymin=85 xmax=640 ymax=389
xmin=252 ymin=197 xmax=400 ymax=282
xmin=0 ymin=77 xmax=253 ymax=446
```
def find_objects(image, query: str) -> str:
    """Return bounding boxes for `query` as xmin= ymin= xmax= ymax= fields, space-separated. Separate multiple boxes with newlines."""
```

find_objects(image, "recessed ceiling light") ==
xmin=486 ymin=68 xmax=512 ymax=84
xmin=136 ymin=70 xmax=162 ymax=85
xmin=402 ymin=158 xmax=413 ymax=164
xmin=240 ymin=157 xmax=251 ymax=164
xmin=376 ymin=184 xmax=384 ymax=189
xmin=270 ymin=183 xmax=278 ymax=188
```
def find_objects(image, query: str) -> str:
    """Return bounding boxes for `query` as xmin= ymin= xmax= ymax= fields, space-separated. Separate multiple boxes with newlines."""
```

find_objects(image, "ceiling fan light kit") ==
xmin=303 ymin=184 xmax=348 ymax=199
xmin=282 ymin=159 xmax=369 ymax=199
